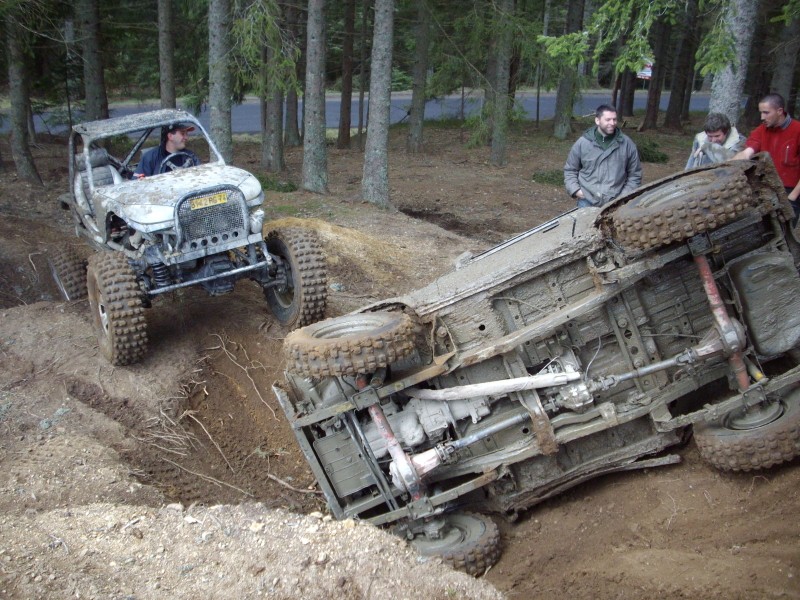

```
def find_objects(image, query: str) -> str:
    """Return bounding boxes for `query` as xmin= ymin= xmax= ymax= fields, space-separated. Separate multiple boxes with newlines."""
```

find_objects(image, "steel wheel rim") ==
xmin=97 ymin=296 xmax=110 ymax=335
xmin=723 ymin=401 xmax=784 ymax=430
xmin=311 ymin=315 xmax=394 ymax=339
xmin=272 ymin=264 xmax=295 ymax=308
xmin=410 ymin=514 xmax=487 ymax=556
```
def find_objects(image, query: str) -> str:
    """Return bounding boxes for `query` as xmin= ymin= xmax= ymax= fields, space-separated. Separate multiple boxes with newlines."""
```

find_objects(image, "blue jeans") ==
xmin=576 ymin=198 xmax=593 ymax=208
xmin=788 ymin=188 xmax=799 ymax=228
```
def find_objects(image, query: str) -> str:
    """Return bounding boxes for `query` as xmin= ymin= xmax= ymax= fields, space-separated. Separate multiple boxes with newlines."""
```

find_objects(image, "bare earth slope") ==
xmin=0 ymin=122 xmax=798 ymax=599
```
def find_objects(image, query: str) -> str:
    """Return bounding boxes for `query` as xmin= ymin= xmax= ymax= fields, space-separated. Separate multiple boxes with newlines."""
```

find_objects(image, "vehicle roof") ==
xmin=72 ymin=109 xmax=201 ymax=140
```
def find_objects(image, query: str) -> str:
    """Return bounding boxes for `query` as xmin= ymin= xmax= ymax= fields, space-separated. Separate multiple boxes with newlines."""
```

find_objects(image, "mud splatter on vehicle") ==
xmin=276 ymin=154 xmax=800 ymax=574
xmin=52 ymin=109 xmax=327 ymax=365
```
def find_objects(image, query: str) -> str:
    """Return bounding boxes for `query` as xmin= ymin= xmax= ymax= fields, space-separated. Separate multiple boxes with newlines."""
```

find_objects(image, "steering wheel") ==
xmin=106 ymin=153 xmax=134 ymax=179
xmin=158 ymin=151 xmax=198 ymax=174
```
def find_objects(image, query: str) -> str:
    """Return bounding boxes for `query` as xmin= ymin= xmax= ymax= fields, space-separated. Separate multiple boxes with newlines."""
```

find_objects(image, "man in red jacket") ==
xmin=734 ymin=93 xmax=800 ymax=222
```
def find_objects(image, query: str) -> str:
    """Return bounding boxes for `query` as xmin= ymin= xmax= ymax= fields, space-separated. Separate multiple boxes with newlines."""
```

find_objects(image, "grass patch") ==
xmin=427 ymin=117 xmax=468 ymax=129
xmin=257 ymin=174 xmax=298 ymax=193
xmin=268 ymin=204 xmax=304 ymax=216
xmin=637 ymin=139 xmax=669 ymax=163
xmin=531 ymin=169 xmax=564 ymax=186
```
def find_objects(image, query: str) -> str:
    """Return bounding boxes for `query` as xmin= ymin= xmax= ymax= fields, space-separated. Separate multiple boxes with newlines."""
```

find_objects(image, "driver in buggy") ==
xmin=134 ymin=122 xmax=200 ymax=177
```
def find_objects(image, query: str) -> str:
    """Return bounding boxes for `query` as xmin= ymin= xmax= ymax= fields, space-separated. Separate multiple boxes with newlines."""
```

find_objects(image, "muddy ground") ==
xmin=0 ymin=116 xmax=798 ymax=599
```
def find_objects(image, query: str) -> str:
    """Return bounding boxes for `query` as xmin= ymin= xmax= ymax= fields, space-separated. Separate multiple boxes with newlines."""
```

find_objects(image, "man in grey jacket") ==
xmin=564 ymin=104 xmax=642 ymax=207
xmin=685 ymin=112 xmax=744 ymax=170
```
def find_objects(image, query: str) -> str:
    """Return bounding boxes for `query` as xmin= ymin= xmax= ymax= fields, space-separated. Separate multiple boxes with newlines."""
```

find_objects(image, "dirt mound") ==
xmin=0 ymin=503 xmax=503 ymax=599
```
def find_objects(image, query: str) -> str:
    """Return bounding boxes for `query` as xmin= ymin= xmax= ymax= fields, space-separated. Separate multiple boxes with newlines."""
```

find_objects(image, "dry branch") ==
xmin=208 ymin=333 xmax=278 ymax=419
xmin=180 ymin=410 xmax=236 ymax=473
xmin=161 ymin=457 xmax=253 ymax=497
xmin=265 ymin=472 xmax=323 ymax=495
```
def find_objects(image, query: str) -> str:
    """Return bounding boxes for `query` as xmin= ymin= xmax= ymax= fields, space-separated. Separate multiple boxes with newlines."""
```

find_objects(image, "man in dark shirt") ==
xmin=134 ymin=122 xmax=200 ymax=177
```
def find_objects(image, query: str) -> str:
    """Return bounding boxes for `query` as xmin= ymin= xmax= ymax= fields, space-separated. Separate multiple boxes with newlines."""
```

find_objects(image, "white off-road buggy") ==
xmin=53 ymin=109 xmax=326 ymax=365
xmin=275 ymin=155 xmax=800 ymax=574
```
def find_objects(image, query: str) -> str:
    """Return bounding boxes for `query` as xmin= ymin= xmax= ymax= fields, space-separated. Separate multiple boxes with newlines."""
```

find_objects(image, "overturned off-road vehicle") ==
xmin=52 ymin=109 xmax=326 ymax=365
xmin=274 ymin=155 xmax=800 ymax=575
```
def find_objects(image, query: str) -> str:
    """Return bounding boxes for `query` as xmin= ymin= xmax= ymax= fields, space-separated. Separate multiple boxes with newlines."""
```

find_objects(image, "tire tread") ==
xmin=694 ymin=400 xmax=800 ymax=471
xmin=87 ymin=252 xmax=148 ymax=366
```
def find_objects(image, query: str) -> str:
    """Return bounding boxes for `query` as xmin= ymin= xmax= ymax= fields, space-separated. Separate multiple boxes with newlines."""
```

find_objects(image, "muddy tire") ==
xmin=264 ymin=228 xmax=327 ymax=330
xmin=694 ymin=392 xmax=800 ymax=472
xmin=284 ymin=311 xmax=416 ymax=378
xmin=612 ymin=168 xmax=756 ymax=252
xmin=87 ymin=252 xmax=148 ymax=366
xmin=410 ymin=512 xmax=501 ymax=576
xmin=48 ymin=247 xmax=87 ymax=301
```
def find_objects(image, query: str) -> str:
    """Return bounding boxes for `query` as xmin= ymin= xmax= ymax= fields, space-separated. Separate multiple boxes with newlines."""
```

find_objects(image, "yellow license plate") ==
xmin=190 ymin=192 xmax=227 ymax=210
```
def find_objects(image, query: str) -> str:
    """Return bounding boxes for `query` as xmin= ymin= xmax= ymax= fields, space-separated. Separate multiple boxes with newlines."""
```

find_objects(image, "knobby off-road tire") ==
xmin=410 ymin=512 xmax=501 ymax=576
xmin=694 ymin=393 xmax=800 ymax=472
xmin=612 ymin=168 xmax=756 ymax=252
xmin=87 ymin=252 xmax=148 ymax=366
xmin=48 ymin=247 xmax=87 ymax=301
xmin=264 ymin=228 xmax=327 ymax=330
xmin=284 ymin=312 xmax=416 ymax=378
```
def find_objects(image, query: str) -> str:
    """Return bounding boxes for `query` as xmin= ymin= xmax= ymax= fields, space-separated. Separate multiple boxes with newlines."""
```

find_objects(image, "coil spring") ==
xmin=152 ymin=263 xmax=172 ymax=288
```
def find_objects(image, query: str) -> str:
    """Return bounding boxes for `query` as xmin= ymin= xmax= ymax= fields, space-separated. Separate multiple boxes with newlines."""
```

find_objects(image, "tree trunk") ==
xmin=361 ymin=0 xmax=393 ymax=207
xmin=263 ymin=44 xmax=285 ymax=172
xmin=285 ymin=88 xmax=301 ymax=145
xmin=552 ymin=0 xmax=585 ymax=140
xmin=617 ymin=69 xmax=635 ymax=117
xmin=741 ymin=10 xmax=770 ymax=127
xmin=639 ymin=19 xmax=672 ymax=131
xmin=681 ymin=41 xmax=699 ymax=122
xmin=6 ymin=13 xmax=42 ymax=185
xmin=63 ymin=19 xmax=78 ymax=130
xmin=303 ymin=0 xmax=328 ymax=193
xmin=406 ymin=0 xmax=431 ymax=154
xmin=284 ymin=0 xmax=302 ymax=146
xmin=663 ymin=0 xmax=699 ymax=130
xmin=681 ymin=68 xmax=695 ymax=121
xmin=27 ymin=105 xmax=36 ymax=145
xmin=581 ymin=1 xmax=595 ymax=82
xmin=508 ymin=48 xmax=521 ymax=104
xmin=769 ymin=17 xmax=800 ymax=103
xmin=358 ymin=0 xmax=371 ymax=149
xmin=337 ymin=0 xmax=355 ymax=149
xmin=483 ymin=40 xmax=496 ymax=145
xmin=490 ymin=0 xmax=513 ymax=166
xmin=75 ymin=0 xmax=109 ymax=121
xmin=209 ymin=0 xmax=233 ymax=162
xmin=158 ymin=0 xmax=176 ymax=108
xmin=709 ymin=0 xmax=759 ymax=126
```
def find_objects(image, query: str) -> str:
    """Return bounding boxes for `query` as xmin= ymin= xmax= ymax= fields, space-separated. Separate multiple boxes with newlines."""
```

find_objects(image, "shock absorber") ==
xmin=151 ymin=262 xmax=172 ymax=288
xmin=694 ymin=254 xmax=750 ymax=392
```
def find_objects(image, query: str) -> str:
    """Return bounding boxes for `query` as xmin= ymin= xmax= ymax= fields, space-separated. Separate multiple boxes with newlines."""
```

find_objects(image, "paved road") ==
xmin=23 ymin=90 xmax=709 ymax=135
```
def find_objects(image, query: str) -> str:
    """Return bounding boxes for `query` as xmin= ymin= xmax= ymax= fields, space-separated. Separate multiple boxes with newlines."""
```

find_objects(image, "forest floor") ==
xmin=0 ymin=113 xmax=798 ymax=599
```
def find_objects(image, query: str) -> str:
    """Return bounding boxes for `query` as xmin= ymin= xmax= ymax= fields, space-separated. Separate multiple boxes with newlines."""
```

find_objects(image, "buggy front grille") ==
xmin=176 ymin=186 xmax=248 ymax=252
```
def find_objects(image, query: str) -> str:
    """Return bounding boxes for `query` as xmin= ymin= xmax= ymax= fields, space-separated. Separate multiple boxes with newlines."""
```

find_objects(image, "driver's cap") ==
xmin=165 ymin=122 xmax=196 ymax=134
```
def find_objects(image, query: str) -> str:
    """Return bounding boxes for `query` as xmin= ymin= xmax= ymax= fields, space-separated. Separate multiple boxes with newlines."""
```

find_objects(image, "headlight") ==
xmin=240 ymin=174 xmax=263 ymax=205
xmin=249 ymin=208 xmax=265 ymax=234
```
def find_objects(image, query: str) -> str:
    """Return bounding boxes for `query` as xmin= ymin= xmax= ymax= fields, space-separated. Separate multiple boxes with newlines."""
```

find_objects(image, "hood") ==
xmin=94 ymin=163 xmax=263 ymax=230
